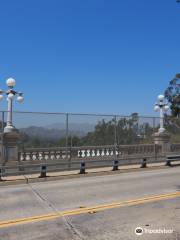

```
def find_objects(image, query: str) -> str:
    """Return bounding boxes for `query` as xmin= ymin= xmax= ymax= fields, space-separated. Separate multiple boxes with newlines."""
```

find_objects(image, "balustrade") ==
xmin=19 ymin=144 xmax=161 ymax=163
xmin=170 ymin=143 xmax=180 ymax=153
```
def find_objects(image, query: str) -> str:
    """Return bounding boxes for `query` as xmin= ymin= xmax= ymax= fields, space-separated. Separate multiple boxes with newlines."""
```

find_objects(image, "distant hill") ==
xmin=19 ymin=123 xmax=95 ymax=140
xmin=46 ymin=122 xmax=94 ymax=132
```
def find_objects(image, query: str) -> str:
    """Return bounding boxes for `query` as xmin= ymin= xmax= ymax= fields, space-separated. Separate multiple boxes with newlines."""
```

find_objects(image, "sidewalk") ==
xmin=1 ymin=161 xmax=178 ymax=186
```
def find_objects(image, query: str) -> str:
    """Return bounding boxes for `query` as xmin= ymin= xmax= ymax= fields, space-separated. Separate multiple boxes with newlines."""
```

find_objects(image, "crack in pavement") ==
xmin=27 ymin=182 xmax=85 ymax=240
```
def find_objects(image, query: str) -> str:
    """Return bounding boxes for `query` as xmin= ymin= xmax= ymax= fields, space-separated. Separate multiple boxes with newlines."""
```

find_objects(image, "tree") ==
xmin=165 ymin=73 xmax=180 ymax=118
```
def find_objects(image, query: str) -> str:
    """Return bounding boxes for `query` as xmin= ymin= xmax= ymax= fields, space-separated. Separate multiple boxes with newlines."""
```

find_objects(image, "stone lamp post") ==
xmin=153 ymin=94 xmax=170 ymax=153
xmin=0 ymin=78 xmax=24 ymax=165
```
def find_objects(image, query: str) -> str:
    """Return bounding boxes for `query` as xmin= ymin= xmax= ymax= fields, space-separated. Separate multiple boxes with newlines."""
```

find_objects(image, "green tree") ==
xmin=165 ymin=73 xmax=180 ymax=118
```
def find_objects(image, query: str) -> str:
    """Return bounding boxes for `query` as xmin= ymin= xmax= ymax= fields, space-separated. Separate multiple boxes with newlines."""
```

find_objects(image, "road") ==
xmin=0 ymin=167 xmax=180 ymax=239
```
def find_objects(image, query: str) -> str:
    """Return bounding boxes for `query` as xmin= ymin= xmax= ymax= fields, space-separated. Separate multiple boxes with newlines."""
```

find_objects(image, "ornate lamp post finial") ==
xmin=154 ymin=94 xmax=169 ymax=133
xmin=0 ymin=77 xmax=24 ymax=133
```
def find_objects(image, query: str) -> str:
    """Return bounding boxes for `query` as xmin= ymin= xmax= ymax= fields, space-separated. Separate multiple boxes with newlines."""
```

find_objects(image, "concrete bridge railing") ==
xmin=0 ymin=143 xmax=179 ymax=177
xmin=19 ymin=144 xmax=163 ymax=162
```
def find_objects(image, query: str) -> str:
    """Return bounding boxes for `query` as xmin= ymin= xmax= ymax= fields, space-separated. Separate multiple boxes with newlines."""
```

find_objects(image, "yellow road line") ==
xmin=0 ymin=191 xmax=180 ymax=229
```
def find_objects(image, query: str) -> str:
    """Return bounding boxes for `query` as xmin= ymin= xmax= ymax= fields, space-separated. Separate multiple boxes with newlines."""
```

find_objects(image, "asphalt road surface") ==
xmin=0 ymin=167 xmax=180 ymax=240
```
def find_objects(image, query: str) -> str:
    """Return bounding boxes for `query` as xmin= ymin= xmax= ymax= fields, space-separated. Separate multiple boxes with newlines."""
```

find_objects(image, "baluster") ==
xmin=109 ymin=147 xmax=113 ymax=156
xmin=106 ymin=148 xmax=109 ymax=156
xmin=94 ymin=149 xmax=97 ymax=157
xmin=30 ymin=151 xmax=34 ymax=161
xmin=26 ymin=153 xmax=29 ymax=161
xmin=43 ymin=151 xmax=47 ymax=160
xmin=89 ymin=149 xmax=93 ymax=157
xmin=92 ymin=149 xmax=95 ymax=157
xmin=108 ymin=147 xmax=111 ymax=156
xmin=66 ymin=149 xmax=70 ymax=159
xmin=112 ymin=147 xmax=115 ymax=156
xmin=79 ymin=150 xmax=83 ymax=158
xmin=59 ymin=149 xmax=63 ymax=159
xmin=54 ymin=150 xmax=58 ymax=160
xmin=99 ymin=148 xmax=102 ymax=157
xmin=36 ymin=152 xmax=39 ymax=161
xmin=22 ymin=152 xmax=26 ymax=161
xmin=38 ymin=152 xmax=42 ymax=161
xmin=116 ymin=146 xmax=119 ymax=157
xmin=51 ymin=151 xmax=55 ymax=160
xmin=101 ymin=148 xmax=104 ymax=156
xmin=84 ymin=149 xmax=88 ymax=158
xmin=47 ymin=151 xmax=51 ymax=160
xmin=41 ymin=151 xmax=45 ymax=161
xmin=104 ymin=148 xmax=107 ymax=156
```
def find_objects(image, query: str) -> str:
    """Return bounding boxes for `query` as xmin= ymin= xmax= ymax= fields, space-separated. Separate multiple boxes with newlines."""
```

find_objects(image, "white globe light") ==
xmin=154 ymin=105 xmax=160 ymax=112
xmin=8 ymin=93 xmax=14 ymax=100
xmin=158 ymin=95 xmax=164 ymax=101
xmin=17 ymin=95 xmax=24 ymax=103
xmin=6 ymin=78 xmax=16 ymax=87
xmin=0 ymin=95 xmax=3 ymax=101
xmin=163 ymin=105 xmax=169 ymax=112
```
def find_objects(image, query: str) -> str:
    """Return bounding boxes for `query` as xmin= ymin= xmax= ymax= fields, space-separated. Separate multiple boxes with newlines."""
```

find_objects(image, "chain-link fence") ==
xmin=0 ymin=111 xmax=180 ymax=149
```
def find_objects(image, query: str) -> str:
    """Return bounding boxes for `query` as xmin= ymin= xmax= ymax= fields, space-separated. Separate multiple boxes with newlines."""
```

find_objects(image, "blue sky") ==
xmin=0 ymin=0 xmax=179 ymax=116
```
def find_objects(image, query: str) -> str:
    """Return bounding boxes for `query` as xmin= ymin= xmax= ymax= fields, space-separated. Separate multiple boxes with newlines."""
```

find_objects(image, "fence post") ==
xmin=114 ymin=115 xmax=117 ymax=147
xmin=154 ymin=144 xmax=157 ymax=162
xmin=66 ymin=113 xmax=69 ymax=157
xmin=114 ymin=115 xmax=118 ymax=162
xmin=66 ymin=113 xmax=71 ymax=170
xmin=1 ymin=111 xmax=4 ymax=132
xmin=0 ymin=112 xmax=5 ymax=164
xmin=153 ymin=117 xmax=156 ymax=134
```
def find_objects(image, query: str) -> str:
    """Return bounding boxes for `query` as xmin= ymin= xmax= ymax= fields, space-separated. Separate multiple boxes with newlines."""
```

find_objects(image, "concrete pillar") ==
xmin=0 ymin=130 xmax=20 ymax=166
xmin=0 ymin=134 xmax=4 ymax=165
xmin=153 ymin=131 xmax=171 ymax=154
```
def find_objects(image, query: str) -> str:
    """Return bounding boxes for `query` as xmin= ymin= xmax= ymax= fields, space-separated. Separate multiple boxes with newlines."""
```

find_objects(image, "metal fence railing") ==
xmin=0 ymin=110 xmax=180 ymax=149
xmin=1 ymin=110 xmax=180 ymax=177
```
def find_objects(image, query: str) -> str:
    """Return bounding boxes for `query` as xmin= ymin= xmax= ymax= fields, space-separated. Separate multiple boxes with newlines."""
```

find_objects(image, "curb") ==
xmin=0 ymin=164 xmax=178 ymax=187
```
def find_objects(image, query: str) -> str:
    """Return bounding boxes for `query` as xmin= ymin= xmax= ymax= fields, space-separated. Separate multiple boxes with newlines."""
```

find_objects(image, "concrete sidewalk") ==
xmin=1 ymin=161 xmax=179 ymax=186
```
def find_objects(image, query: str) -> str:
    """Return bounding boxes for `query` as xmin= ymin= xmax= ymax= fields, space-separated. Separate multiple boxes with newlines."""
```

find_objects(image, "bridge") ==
xmin=0 ymin=110 xmax=180 ymax=239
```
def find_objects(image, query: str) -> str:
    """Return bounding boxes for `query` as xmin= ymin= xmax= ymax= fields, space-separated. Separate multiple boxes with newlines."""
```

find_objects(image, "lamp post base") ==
xmin=0 ymin=131 xmax=20 ymax=166
xmin=4 ymin=125 xmax=18 ymax=133
xmin=153 ymin=131 xmax=171 ymax=153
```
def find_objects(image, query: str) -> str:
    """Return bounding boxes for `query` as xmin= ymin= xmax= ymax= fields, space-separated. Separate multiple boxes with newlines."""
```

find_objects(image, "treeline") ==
xmin=19 ymin=113 xmax=157 ymax=148
xmin=0 ymin=112 xmax=178 ymax=149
